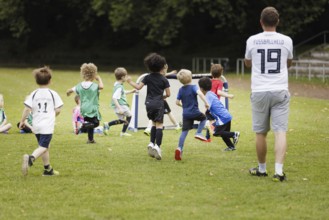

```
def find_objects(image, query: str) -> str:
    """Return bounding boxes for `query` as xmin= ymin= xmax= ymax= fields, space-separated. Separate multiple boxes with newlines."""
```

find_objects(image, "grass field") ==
xmin=0 ymin=68 xmax=328 ymax=220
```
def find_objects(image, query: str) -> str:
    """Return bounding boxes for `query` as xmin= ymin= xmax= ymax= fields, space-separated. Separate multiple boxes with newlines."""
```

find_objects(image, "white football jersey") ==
xmin=24 ymin=88 xmax=63 ymax=134
xmin=245 ymin=31 xmax=293 ymax=92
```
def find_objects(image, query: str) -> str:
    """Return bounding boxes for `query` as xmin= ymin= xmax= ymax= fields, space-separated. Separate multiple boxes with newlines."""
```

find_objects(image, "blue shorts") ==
xmin=35 ymin=134 xmax=53 ymax=148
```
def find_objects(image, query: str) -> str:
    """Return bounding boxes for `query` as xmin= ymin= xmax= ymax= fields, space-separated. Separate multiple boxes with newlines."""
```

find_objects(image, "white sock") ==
xmin=275 ymin=163 xmax=283 ymax=175
xmin=258 ymin=163 xmax=266 ymax=173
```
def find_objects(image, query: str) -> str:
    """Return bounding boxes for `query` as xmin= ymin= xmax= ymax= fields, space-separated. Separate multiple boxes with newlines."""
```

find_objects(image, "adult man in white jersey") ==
xmin=244 ymin=6 xmax=293 ymax=182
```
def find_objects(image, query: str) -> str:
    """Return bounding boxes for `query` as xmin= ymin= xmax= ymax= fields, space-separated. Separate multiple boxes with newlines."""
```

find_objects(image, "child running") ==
xmin=127 ymin=53 xmax=170 ymax=160
xmin=67 ymin=63 xmax=103 ymax=143
xmin=0 ymin=94 xmax=12 ymax=134
xmin=205 ymin=63 xmax=235 ymax=141
xmin=20 ymin=66 xmax=63 ymax=176
xmin=198 ymin=77 xmax=240 ymax=152
xmin=103 ymin=67 xmax=135 ymax=137
xmin=175 ymin=69 xmax=209 ymax=161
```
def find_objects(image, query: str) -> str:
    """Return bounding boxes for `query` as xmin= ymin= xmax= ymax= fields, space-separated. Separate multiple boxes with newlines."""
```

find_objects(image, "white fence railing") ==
xmin=192 ymin=57 xmax=229 ymax=73
xmin=289 ymin=60 xmax=329 ymax=82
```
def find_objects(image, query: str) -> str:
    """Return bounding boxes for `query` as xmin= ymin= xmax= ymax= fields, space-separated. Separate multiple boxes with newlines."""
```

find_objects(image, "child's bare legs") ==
xmin=0 ymin=123 xmax=12 ymax=133
xmin=149 ymin=121 xmax=163 ymax=160
xmin=167 ymin=112 xmax=180 ymax=129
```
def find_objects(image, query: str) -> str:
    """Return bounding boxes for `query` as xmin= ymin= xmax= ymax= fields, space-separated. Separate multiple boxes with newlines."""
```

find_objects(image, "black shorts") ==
xmin=164 ymin=100 xmax=171 ymax=114
xmin=213 ymin=121 xmax=231 ymax=136
xmin=35 ymin=134 xmax=53 ymax=148
xmin=146 ymin=100 xmax=165 ymax=123
xmin=205 ymin=110 xmax=215 ymax=121
xmin=182 ymin=113 xmax=206 ymax=131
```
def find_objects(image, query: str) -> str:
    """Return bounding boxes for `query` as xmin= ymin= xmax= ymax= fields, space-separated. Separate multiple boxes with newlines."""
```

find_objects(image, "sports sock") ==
xmin=155 ymin=128 xmax=163 ymax=147
xmin=44 ymin=164 xmax=50 ymax=170
xmin=258 ymin=163 xmax=267 ymax=173
xmin=197 ymin=119 xmax=206 ymax=134
xmin=109 ymin=119 xmax=126 ymax=126
xmin=275 ymin=163 xmax=283 ymax=175
xmin=122 ymin=116 xmax=131 ymax=133
xmin=178 ymin=130 xmax=189 ymax=151
xmin=150 ymin=126 xmax=156 ymax=144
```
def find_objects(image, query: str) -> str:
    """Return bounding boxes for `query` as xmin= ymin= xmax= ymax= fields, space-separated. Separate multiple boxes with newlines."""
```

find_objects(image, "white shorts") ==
xmin=251 ymin=90 xmax=290 ymax=133
xmin=114 ymin=105 xmax=132 ymax=120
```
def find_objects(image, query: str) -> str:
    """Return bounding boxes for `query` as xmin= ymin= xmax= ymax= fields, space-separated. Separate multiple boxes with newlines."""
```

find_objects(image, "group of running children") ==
xmin=0 ymin=52 xmax=240 ymax=176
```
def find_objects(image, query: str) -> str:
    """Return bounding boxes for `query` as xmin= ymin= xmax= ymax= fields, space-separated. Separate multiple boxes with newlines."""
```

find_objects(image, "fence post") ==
xmin=308 ymin=63 xmax=311 ymax=81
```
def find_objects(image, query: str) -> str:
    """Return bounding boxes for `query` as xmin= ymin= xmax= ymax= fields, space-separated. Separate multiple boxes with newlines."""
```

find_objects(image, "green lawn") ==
xmin=0 ymin=68 xmax=328 ymax=220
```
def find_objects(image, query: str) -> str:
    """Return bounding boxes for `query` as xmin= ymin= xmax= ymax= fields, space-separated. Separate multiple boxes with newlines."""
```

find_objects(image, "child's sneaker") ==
xmin=249 ymin=167 xmax=268 ymax=177
xmin=194 ymin=133 xmax=207 ymax=142
xmin=86 ymin=140 xmax=96 ymax=144
xmin=22 ymin=154 xmax=33 ymax=176
xmin=272 ymin=173 xmax=286 ymax=182
xmin=144 ymin=128 xmax=151 ymax=136
xmin=175 ymin=125 xmax=182 ymax=132
xmin=42 ymin=168 xmax=60 ymax=176
xmin=147 ymin=143 xmax=155 ymax=158
xmin=205 ymin=138 xmax=212 ymax=143
xmin=175 ymin=148 xmax=182 ymax=160
xmin=120 ymin=132 xmax=132 ymax=137
xmin=224 ymin=146 xmax=236 ymax=151
xmin=233 ymin=132 xmax=240 ymax=146
xmin=152 ymin=144 xmax=162 ymax=160
xmin=103 ymin=122 xmax=110 ymax=135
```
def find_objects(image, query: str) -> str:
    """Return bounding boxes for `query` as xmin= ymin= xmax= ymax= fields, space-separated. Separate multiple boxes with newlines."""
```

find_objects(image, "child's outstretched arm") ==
xmin=197 ymin=90 xmax=210 ymax=109
xmin=125 ymin=89 xmax=136 ymax=95
xmin=55 ymin=107 xmax=62 ymax=116
xmin=126 ymin=76 xmax=144 ymax=90
xmin=217 ymin=90 xmax=234 ymax=99
xmin=66 ymin=88 xmax=74 ymax=96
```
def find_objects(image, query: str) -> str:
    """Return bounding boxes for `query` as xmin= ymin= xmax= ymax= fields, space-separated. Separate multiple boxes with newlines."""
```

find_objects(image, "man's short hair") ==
xmin=198 ymin=77 xmax=212 ymax=91
xmin=33 ymin=66 xmax=52 ymax=85
xmin=261 ymin=7 xmax=279 ymax=27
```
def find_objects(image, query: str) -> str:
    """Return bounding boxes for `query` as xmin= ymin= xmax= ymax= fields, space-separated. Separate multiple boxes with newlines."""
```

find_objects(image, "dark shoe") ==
xmin=272 ymin=173 xmax=286 ymax=182
xmin=87 ymin=140 xmax=96 ymax=144
xmin=249 ymin=167 xmax=268 ymax=176
xmin=42 ymin=168 xmax=59 ymax=176
xmin=224 ymin=146 xmax=236 ymax=151
xmin=233 ymin=132 xmax=240 ymax=146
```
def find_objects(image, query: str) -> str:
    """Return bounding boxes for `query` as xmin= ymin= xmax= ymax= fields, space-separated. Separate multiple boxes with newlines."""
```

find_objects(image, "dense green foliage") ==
xmin=0 ymin=0 xmax=328 ymax=68
xmin=0 ymin=69 xmax=328 ymax=219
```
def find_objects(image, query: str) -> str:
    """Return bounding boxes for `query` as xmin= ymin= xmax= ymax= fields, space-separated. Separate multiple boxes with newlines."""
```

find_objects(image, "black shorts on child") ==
xmin=182 ymin=113 xmax=206 ymax=131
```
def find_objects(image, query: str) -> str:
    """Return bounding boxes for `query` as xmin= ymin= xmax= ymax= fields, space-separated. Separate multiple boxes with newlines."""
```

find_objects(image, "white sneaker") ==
xmin=120 ymin=132 xmax=132 ymax=137
xmin=147 ymin=143 xmax=155 ymax=158
xmin=152 ymin=144 xmax=162 ymax=160
xmin=194 ymin=133 xmax=207 ymax=142
xmin=144 ymin=128 xmax=151 ymax=136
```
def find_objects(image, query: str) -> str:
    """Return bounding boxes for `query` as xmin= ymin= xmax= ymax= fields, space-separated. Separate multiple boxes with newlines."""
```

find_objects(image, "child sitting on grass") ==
xmin=0 ymin=94 xmax=12 ymax=134
xmin=67 ymin=63 xmax=104 ymax=144
xmin=198 ymin=77 xmax=240 ymax=152
xmin=175 ymin=69 xmax=209 ymax=161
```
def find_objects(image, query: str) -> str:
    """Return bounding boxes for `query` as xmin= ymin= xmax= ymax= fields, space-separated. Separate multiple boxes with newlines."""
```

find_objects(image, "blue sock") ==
xmin=197 ymin=119 xmax=206 ymax=134
xmin=178 ymin=130 xmax=189 ymax=151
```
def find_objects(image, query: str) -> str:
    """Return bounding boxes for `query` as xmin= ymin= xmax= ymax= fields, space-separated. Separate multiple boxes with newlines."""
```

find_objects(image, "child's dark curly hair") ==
xmin=144 ymin=53 xmax=167 ymax=73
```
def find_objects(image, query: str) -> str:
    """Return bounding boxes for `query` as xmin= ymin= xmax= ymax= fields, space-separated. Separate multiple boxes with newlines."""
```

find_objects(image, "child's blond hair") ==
xmin=114 ymin=67 xmax=127 ymax=80
xmin=177 ymin=69 xmax=192 ymax=85
xmin=210 ymin=64 xmax=223 ymax=78
xmin=80 ymin=63 xmax=97 ymax=81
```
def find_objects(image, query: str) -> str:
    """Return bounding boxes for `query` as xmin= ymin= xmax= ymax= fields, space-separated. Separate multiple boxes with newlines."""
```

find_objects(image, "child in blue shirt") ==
xmin=175 ymin=69 xmax=209 ymax=160
xmin=198 ymin=77 xmax=240 ymax=151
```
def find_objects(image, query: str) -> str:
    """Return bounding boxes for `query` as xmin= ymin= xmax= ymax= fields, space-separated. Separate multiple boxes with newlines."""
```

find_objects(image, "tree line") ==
xmin=0 ymin=0 xmax=328 ymax=68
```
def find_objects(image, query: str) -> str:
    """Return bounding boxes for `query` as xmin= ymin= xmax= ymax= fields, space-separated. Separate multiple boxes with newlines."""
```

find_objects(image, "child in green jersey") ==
xmin=67 ymin=63 xmax=104 ymax=143
xmin=103 ymin=67 xmax=135 ymax=137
